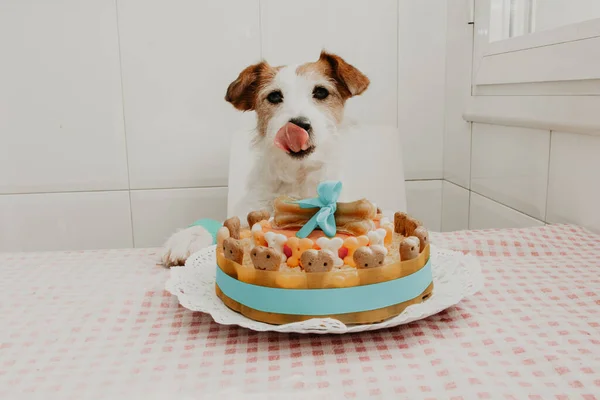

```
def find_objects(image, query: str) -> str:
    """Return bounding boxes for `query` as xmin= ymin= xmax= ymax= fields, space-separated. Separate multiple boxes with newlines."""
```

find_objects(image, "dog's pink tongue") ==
xmin=274 ymin=122 xmax=309 ymax=153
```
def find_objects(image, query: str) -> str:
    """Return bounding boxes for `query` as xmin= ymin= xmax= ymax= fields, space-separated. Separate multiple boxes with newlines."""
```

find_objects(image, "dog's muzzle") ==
xmin=274 ymin=118 xmax=316 ymax=159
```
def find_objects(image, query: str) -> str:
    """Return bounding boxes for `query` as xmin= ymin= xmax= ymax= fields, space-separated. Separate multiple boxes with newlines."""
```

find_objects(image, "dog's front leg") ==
xmin=161 ymin=224 xmax=215 ymax=267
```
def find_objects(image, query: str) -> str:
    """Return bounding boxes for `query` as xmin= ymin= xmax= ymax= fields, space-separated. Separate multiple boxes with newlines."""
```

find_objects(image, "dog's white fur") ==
xmin=162 ymin=53 xmax=366 ymax=267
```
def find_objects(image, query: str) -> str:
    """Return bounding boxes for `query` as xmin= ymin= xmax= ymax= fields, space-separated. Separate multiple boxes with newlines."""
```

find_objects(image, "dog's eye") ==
xmin=313 ymin=86 xmax=329 ymax=100
xmin=266 ymin=90 xmax=283 ymax=104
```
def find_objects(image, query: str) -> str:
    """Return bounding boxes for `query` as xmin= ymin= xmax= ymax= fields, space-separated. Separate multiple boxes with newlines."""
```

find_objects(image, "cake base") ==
xmin=215 ymin=282 xmax=434 ymax=325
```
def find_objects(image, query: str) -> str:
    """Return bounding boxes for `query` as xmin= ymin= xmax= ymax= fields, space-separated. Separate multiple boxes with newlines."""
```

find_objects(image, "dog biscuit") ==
xmin=251 ymin=223 xmax=267 ymax=246
xmin=273 ymin=197 xmax=377 ymax=236
xmin=413 ymin=226 xmax=429 ymax=251
xmin=223 ymin=216 xmax=241 ymax=239
xmin=264 ymin=232 xmax=288 ymax=260
xmin=353 ymin=245 xmax=386 ymax=269
xmin=216 ymin=226 xmax=230 ymax=250
xmin=404 ymin=217 xmax=422 ymax=237
xmin=379 ymin=217 xmax=394 ymax=246
xmin=300 ymin=249 xmax=335 ymax=273
xmin=285 ymin=237 xmax=314 ymax=268
xmin=247 ymin=210 xmax=271 ymax=228
xmin=394 ymin=212 xmax=422 ymax=236
xmin=367 ymin=228 xmax=387 ymax=247
xmin=393 ymin=212 xmax=408 ymax=234
xmin=399 ymin=236 xmax=420 ymax=261
xmin=250 ymin=246 xmax=282 ymax=271
xmin=316 ymin=237 xmax=344 ymax=267
xmin=342 ymin=236 xmax=369 ymax=266
xmin=223 ymin=237 xmax=244 ymax=264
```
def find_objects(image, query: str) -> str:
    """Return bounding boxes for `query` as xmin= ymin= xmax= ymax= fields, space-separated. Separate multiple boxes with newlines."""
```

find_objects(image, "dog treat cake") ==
xmin=215 ymin=181 xmax=433 ymax=325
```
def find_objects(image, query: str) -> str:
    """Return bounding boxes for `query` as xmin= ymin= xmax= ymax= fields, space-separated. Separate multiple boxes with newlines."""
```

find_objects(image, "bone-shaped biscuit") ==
xmin=223 ymin=216 xmax=241 ymax=239
xmin=384 ymin=226 xmax=394 ymax=246
xmin=379 ymin=217 xmax=394 ymax=246
xmin=251 ymin=223 xmax=267 ymax=246
xmin=342 ymin=235 xmax=369 ymax=266
xmin=250 ymin=246 xmax=282 ymax=271
xmin=273 ymin=197 xmax=377 ymax=236
xmin=367 ymin=228 xmax=387 ymax=247
xmin=316 ymin=237 xmax=344 ymax=267
xmin=285 ymin=237 xmax=314 ymax=268
xmin=300 ymin=249 xmax=335 ymax=273
xmin=223 ymin=237 xmax=244 ymax=264
xmin=264 ymin=232 xmax=288 ymax=261
xmin=353 ymin=245 xmax=386 ymax=269
xmin=399 ymin=236 xmax=420 ymax=261
xmin=247 ymin=210 xmax=270 ymax=228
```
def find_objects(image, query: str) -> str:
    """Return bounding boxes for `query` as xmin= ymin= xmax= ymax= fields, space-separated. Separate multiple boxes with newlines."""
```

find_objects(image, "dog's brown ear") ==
xmin=319 ymin=51 xmax=370 ymax=99
xmin=225 ymin=62 xmax=271 ymax=111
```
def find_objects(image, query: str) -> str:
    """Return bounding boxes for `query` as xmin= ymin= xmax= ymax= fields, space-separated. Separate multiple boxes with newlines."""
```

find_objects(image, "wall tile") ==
xmin=0 ymin=0 xmax=128 ymax=194
xmin=442 ymin=181 xmax=470 ymax=232
xmin=406 ymin=180 xmax=443 ymax=231
xmin=130 ymin=187 xmax=228 ymax=248
xmin=443 ymin=1 xmax=473 ymax=187
xmin=0 ymin=191 xmax=132 ymax=252
xmin=399 ymin=1 xmax=447 ymax=179
xmin=469 ymin=192 xmax=545 ymax=230
xmin=547 ymin=131 xmax=600 ymax=233
xmin=471 ymin=124 xmax=550 ymax=220
xmin=117 ymin=0 xmax=261 ymax=189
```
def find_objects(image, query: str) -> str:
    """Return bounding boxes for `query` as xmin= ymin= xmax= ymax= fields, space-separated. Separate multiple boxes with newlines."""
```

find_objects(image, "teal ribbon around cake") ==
xmin=294 ymin=180 xmax=342 ymax=238
xmin=215 ymin=260 xmax=433 ymax=316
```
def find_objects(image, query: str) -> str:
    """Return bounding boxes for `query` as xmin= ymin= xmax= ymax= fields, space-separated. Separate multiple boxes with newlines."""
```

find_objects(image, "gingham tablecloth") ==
xmin=1 ymin=224 xmax=599 ymax=399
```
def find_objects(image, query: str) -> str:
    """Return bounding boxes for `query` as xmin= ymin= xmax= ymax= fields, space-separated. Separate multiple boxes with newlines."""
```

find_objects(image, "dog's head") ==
xmin=225 ymin=51 xmax=369 ymax=161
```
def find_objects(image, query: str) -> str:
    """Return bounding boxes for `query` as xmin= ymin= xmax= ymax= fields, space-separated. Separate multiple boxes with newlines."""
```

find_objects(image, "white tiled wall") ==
xmin=440 ymin=123 xmax=600 ymax=234
xmin=546 ymin=132 xmax=600 ymax=233
xmin=441 ymin=181 xmax=469 ymax=232
xmin=469 ymin=192 xmax=545 ymax=230
xmin=443 ymin=0 xmax=473 ymax=189
xmin=405 ymin=180 xmax=443 ymax=232
xmin=117 ymin=0 xmax=261 ymax=190
xmin=399 ymin=1 xmax=448 ymax=180
xmin=0 ymin=0 xmax=448 ymax=251
xmin=0 ymin=0 xmax=128 ymax=194
xmin=438 ymin=1 xmax=600 ymax=234
xmin=0 ymin=191 xmax=133 ymax=252
xmin=471 ymin=124 xmax=550 ymax=220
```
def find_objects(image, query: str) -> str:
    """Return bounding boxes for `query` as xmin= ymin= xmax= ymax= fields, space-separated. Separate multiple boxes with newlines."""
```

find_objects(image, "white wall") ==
xmin=441 ymin=0 xmax=600 ymax=234
xmin=443 ymin=123 xmax=600 ymax=234
xmin=0 ymin=0 xmax=449 ymax=252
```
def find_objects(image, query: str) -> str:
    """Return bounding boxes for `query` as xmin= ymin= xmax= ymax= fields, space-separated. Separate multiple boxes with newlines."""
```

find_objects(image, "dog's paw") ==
xmin=161 ymin=225 xmax=214 ymax=267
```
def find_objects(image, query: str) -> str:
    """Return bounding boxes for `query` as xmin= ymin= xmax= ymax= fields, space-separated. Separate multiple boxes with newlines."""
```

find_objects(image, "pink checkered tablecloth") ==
xmin=1 ymin=224 xmax=599 ymax=399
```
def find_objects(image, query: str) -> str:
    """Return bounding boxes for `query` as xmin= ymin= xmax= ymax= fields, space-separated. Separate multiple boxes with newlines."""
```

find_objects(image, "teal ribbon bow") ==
xmin=295 ymin=181 xmax=342 ymax=238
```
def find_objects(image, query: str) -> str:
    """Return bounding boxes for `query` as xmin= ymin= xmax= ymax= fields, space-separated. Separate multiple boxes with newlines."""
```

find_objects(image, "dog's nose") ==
xmin=289 ymin=117 xmax=311 ymax=132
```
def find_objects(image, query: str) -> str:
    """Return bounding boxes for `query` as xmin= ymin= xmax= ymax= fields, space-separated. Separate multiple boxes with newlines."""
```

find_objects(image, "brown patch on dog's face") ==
xmin=253 ymin=70 xmax=285 ymax=138
xmin=225 ymin=62 xmax=278 ymax=112
xmin=296 ymin=50 xmax=370 ymax=124
xmin=225 ymin=62 xmax=284 ymax=137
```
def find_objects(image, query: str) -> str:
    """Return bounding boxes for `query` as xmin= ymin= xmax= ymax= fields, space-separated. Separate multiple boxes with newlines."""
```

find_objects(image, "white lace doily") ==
xmin=165 ymin=245 xmax=483 ymax=334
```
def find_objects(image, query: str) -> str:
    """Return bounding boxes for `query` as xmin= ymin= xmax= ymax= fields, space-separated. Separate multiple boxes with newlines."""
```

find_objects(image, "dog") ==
xmin=161 ymin=51 xmax=370 ymax=267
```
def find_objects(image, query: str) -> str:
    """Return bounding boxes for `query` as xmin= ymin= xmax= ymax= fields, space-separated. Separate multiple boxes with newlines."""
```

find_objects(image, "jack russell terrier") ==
xmin=162 ymin=51 xmax=370 ymax=267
